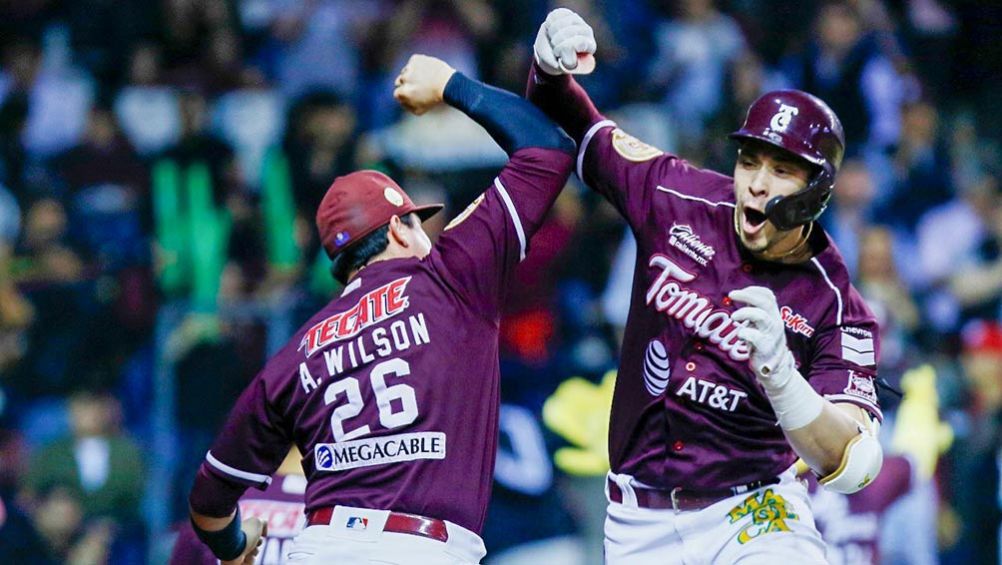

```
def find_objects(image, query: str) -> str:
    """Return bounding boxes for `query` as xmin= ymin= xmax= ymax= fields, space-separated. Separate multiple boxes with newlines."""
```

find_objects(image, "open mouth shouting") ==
xmin=740 ymin=204 xmax=769 ymax=237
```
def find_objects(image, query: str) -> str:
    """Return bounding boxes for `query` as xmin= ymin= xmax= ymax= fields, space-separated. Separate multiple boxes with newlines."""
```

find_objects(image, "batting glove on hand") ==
xmin=729 ymin=286 xmax=795 ymax=386
xmin=534 ymin=8 xmax=596 ymax=75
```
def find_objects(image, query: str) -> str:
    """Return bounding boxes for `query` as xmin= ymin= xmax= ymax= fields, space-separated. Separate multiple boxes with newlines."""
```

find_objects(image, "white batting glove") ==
xmin=533 ymin=8 xmax=596 ymax=75
xmin=729 ymin=286 xmax=795 ymax=385
xmin=730 ymin=286 xmax=824 ymax=430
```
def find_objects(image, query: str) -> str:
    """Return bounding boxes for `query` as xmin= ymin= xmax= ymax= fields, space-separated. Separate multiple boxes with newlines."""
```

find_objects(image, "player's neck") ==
xmin=756 ymin=223 xmax=814 ymax=264
xmin=348 ymin=245 xmax=420 ymax=281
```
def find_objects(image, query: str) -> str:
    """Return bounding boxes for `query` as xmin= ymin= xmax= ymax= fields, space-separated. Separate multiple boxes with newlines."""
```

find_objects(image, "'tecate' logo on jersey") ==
xmin=299 ymin=277 xmax=412 ymax=357
xmin=645 ymin=255 xmax=750 ymax=362
xmin=669 ymin=224 xmax=715 ymax=266
xmin=779 ymin=306 xmax=814 ymax=338
xmin=770 ymin=104 xmax=799 ymax=131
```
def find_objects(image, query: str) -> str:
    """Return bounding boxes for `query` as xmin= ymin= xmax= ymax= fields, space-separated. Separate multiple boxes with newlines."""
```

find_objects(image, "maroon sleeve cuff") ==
xmin=188 ymin=464 xmax=247 ymax=518
xmin=526 ymin=61 xmax=604 ymax=141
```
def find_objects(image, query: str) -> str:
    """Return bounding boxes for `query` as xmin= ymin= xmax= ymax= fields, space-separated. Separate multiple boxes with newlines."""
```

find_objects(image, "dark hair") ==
xmin=330 ymin=214 xmax=417 ymax=285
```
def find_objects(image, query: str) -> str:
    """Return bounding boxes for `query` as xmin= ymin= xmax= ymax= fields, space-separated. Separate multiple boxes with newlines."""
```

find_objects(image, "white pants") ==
xmin=287 ymin=506 xmax=487 ymax=564
xmin=604 ymin=468 xmax=828 ymax=564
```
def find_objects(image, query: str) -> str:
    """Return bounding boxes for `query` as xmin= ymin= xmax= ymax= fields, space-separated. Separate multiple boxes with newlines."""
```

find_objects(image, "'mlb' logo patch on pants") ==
xmin=726 ymin=488 xmax=798 ymax=544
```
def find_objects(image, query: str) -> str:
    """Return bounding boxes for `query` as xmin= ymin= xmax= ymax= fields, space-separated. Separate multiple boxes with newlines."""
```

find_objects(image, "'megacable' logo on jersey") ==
xmin=669 ymin=224 xmax=715 ymax=266
xmin=299 ymin=277 xmax=412 ymax=357
xmin=779 ymin=306 xmax=814 ymax=338
xmin=645 ymin=255 xmax=750 ymax=361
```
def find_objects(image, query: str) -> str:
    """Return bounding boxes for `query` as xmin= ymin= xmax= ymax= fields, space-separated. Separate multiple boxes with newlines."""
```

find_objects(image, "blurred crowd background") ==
xmin=0 ymin=0 xmax=999 ymax=563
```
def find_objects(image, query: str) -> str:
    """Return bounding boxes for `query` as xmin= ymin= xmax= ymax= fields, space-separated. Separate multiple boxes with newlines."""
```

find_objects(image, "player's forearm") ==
xmin=784 ymin=401 xmax=869 ymax=475
xmin=443 ymin=71 xmax=574 ymax=156
xmin=525 ymin=61 xmax=604 ymax=142
xmin=190 ymin=508 xmax=238 ymax=532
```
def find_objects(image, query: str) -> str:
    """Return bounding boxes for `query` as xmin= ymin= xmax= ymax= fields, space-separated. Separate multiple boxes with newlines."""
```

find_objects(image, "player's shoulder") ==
xmin=805 ymin=229 xmax=877 ymax=330
xmin=591 ymin=121 xmax=734 ymax=190
xmin=651 ymin=170 xmax=735 ymax=212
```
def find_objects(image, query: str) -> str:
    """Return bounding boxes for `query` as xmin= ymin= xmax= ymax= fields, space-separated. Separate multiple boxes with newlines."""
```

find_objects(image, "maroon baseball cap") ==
xmin=316 ymin=170 xmax=443 ymax=258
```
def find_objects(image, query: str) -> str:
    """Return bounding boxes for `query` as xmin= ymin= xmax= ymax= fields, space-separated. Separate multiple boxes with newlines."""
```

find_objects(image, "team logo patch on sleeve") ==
xmin=611 ymin=128 xmax=664 ymax=162
xmin=842 ymin=370 xmax=878 ymax=404
xmin=840 ymin=327 xmax=875 ymax=366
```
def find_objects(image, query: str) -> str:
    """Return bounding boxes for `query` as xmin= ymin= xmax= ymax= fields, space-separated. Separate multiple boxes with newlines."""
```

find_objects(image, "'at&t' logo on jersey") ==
xmin=299 ymin=277 xmax=412 ymax=357
xmin=780 ymin=306 xmax=814 ymax=338
xmin=645 ymin=255 xmax=750 ymax=362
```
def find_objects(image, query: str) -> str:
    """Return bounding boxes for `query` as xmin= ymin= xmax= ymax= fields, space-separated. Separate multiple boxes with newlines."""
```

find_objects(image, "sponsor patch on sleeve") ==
xmin=840 ymin=327 xmax=875 ymax=366
xmin=611 ymin=128 xmax=664 ymax=162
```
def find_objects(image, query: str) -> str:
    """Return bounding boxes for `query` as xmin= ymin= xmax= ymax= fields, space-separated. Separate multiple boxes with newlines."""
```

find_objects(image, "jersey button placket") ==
xmin=672 ymin=440 xmax=684 ymax=451
xmin=685 ymin=361 xmax=696 ymax=372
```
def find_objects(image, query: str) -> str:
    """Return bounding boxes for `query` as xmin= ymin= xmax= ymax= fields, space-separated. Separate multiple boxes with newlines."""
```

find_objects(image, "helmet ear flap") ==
xmin=764 ymin=166 xmax=835 ymax=231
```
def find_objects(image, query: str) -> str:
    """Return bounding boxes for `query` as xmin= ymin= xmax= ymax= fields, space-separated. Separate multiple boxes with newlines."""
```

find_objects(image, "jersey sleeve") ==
xmin=188 ymin=372 xmax=292 ymax=517
xmin=428 ymin=147 xmax=573 ymax=318
xmin=805 ymin=285 xmax=883 ymax=421
xmin=575 ymin=122 xmax=719 ymax=230
xmin=526 ymin=62 xmax=719 ymax=231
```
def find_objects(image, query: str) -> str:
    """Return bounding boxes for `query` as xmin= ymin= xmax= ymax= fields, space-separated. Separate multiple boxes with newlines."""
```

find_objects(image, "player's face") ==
xmin=732 ymin=141 xmax=813 ymax=253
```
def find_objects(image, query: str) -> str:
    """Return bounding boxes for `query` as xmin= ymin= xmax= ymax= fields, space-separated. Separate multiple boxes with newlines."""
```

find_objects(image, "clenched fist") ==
xmin=534 ymin=8 xmax=596 ymax=75
xmin=392 ymin=54 xmax=456 ymax=115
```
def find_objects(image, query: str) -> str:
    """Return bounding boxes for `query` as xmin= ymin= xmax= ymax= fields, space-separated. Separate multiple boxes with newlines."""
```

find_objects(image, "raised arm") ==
xmin=525 ymin=8 xmax=603 ymax=142
xmin=394 ymin=55 xmax=575 ymax=316
xmin=395 ymin=54 xmax=574 ymax=156
xmin=525 ymin=9 xmax=723 ymax=230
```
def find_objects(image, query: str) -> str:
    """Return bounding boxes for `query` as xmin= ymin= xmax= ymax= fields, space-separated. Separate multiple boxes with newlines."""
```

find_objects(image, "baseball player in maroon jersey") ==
xmin=171 ymin=449 xmax=306 ymax=564
xmin=529 ymin=9 xmax=883 ymax=563
xmin=185 ymin=54 xmax=575 ymax=565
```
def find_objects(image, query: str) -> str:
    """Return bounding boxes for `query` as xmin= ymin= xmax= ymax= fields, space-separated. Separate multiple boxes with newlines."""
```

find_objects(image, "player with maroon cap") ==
xmin=528 ymin=8 xmax=883 ymax=563
xmin=186 ymin=54 xmax=574 ymax=564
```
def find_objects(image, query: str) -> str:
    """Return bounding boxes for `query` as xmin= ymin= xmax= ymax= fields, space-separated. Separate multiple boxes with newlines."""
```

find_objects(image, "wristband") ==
xmin=759 ymin=350 xmax=825 ymax=430
xmin=192 ymin=508 xmax=247 ymax=561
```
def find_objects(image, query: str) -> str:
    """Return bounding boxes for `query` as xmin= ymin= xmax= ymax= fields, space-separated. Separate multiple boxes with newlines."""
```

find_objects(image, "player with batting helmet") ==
xmin=186 ymin=54 xmax=575 ymax=565
xmin=528 ymin=8 xmax=882 ymax=563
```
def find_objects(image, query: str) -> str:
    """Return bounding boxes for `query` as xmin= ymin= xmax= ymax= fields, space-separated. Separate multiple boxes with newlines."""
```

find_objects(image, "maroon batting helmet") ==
xmin=729 ymin=90 xmax=845 ymax=230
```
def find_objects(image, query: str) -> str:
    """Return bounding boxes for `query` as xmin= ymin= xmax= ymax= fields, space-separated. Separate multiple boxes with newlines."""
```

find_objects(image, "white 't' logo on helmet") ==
xmin=769 ymin=104 xmax=799 ymax=131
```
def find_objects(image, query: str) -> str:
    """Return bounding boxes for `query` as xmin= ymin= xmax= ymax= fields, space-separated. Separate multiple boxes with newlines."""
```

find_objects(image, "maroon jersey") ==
xmin=808 ymin=456 xmax=913 ymax=564
xmin=171 ymin=474 xmax=306 ymax=565
xmin=528 ymin=67 xmax=881 ymax=491
xmin=189 ymin=148 xmax=573 ymax=534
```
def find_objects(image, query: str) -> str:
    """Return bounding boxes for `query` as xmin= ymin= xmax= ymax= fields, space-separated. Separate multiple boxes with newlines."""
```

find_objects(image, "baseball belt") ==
xmin=607 ymin=477 xmax=781 ymax=513
xmin=306 ymin=508 xmax=449 ymax=543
